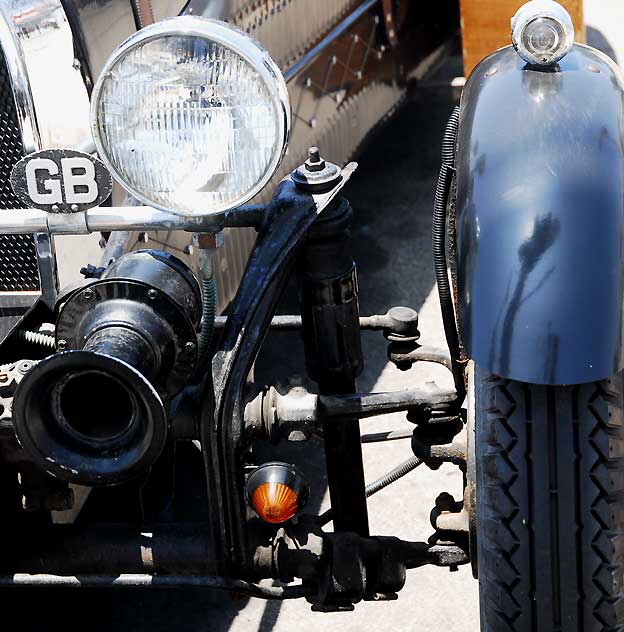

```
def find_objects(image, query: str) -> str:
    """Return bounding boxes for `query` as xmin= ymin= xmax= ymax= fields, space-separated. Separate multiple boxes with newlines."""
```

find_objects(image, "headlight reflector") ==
xmin=511 ymin=0 xmax=574 ymax=66
xmin=91 ymin=17 xmax=290 ymax=217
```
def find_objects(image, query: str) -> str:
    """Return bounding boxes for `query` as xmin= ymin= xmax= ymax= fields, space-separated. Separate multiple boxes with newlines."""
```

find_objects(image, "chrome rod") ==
xmin=0 ymin=207 xmax=226 ymax=235
xmin=283 ymin=0 xmax=379 ymax=82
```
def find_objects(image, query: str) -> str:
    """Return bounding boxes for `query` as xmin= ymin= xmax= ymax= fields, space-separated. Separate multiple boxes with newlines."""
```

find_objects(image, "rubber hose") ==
xmin=317 ymin=456 xmax=422 ymax=526
xmin=432 ymin=106 xmax=464 ymax=399
xmin=198 ymin=274 xmax=217 ymax=364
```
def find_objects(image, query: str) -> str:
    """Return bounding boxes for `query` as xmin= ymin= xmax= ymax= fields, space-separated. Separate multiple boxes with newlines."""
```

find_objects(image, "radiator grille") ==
xmin=0 ymin=48 xmax=40 ymax=292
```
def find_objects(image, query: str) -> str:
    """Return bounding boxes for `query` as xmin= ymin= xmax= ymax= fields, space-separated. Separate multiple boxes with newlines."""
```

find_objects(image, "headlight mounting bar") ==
xmin=0 ymin=204 xmax=264 ymax=235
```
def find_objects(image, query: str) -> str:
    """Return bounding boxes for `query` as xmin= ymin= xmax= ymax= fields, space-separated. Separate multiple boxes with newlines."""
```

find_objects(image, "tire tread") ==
xmin=476 ymin=369 xmax=624 ymax=631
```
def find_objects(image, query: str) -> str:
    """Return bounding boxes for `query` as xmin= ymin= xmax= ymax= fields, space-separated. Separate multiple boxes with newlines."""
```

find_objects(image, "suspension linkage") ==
xmin=244 ymin=383 xmax=457 ymax=442
xmin=213 ymin=306 xmax=420 ymax=335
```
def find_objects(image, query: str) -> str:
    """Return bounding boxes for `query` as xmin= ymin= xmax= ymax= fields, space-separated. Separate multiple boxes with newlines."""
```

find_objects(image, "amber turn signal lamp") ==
xmin=246 ymin=462 xmax=308 ymax=524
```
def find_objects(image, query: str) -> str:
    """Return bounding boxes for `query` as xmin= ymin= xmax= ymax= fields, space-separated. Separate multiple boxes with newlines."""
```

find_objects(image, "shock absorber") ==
xmin=295 ymin=148 xmax=369 ymax=536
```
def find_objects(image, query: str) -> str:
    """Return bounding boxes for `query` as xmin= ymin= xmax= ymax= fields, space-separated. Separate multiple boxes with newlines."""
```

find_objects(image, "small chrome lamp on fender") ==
xmin=511 ymin=0 xmax=574 ymax=66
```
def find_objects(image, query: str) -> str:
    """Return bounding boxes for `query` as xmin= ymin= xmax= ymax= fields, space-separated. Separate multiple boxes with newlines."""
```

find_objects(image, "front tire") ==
xmin=474 ymin=366 xmax=624 ymax=631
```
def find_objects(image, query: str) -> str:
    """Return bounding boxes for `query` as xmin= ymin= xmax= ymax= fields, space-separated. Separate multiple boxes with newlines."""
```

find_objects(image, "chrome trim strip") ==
xmin=0 ymin=2 xmax=93 ymax=306
xmin=0 ymin=3 xmax=41 ymax=153
xmin=0 ymin=206 xmax=226 ymax=234
xmin=1 ymin=1 xmax=92 ymax=150
xmin=284 ymin=0 xmax=379 ymax=82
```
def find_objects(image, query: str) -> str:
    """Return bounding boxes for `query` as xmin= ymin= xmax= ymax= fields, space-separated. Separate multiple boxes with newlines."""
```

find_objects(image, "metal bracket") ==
xmin=198 ymin=165 xmax=357 ymax=574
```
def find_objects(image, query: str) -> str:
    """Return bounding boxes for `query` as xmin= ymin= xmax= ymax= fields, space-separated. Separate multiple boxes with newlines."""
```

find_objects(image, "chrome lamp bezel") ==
xmin=511 ymin=0 xmax=575 ymax=67
xmin=90 ymin=16 xmax=291 ymax=217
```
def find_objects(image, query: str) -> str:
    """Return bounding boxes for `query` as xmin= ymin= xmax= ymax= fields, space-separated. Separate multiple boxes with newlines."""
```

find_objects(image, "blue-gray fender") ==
xmin=455 ymin=44 xmax=624 ymax=385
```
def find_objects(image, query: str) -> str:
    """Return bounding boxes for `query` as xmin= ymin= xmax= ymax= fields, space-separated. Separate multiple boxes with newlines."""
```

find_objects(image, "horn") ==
xmin=12 ymin=250 xmax=201 ymax=486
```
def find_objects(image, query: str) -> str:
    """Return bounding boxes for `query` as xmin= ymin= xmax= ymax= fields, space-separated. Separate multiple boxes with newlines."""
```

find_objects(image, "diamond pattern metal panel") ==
xmin=0 ymin=48 xmax=39 ymax=292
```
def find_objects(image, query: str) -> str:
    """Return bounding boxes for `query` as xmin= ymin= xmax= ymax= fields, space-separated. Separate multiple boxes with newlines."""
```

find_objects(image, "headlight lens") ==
xmin=91 ymin=17 xmax=290 ymax=217
xmin=511 ymin=0 xmax=574 ymax=66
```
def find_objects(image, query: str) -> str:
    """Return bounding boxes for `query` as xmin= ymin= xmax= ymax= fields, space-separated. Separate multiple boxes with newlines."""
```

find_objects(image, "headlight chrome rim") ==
xmin=90 ymin=16 xmax=291 ymax=217
xmin=511 ymin=0 xmax=574 ymax=67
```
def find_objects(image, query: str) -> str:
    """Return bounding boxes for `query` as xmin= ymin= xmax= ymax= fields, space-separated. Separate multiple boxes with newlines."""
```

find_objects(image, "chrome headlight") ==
xmin=91 ymin=17 xmax=290 ymax=217
xmin=511 ymin=0 xmax=574 ymax=67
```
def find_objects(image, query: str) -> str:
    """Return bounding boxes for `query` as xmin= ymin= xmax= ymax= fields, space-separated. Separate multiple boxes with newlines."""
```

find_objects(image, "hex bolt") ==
xmin=57 ymin=339 xmax=67 ymax=351
xmin=292 ymin=146 xmax=341 ymax=192
xmin=148 ymin=289 xmax=158 ymax=300
xmin=82 ymin=288 xmax=94 ymax=300
xmin=185 ymin=341 xmax=196 ymax=353
xmin=305 ymin=147 xmax=325 ymax=172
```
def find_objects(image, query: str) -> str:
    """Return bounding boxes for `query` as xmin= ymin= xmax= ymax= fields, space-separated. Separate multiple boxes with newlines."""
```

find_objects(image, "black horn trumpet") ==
xmin=13 ymin=250 xmax=202 ymax=486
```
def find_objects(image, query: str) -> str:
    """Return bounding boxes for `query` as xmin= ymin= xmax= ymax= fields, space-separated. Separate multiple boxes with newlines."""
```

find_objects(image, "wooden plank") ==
xmin=460 ymin=0 xmax=584 ymax=75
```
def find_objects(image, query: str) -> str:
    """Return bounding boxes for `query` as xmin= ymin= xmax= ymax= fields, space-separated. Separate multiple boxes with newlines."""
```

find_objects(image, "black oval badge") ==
xmin=10 ymin=148 xmax=113 ymax=213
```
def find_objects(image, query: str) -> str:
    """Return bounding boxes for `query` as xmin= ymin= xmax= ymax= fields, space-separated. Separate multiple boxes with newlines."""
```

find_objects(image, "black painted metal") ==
xmin=13 ymin=350 xmax=167 ymax=485
xmin=214 ymin=309 xmax=420 ymax=332
xmin=455 ymin=44 xmax=624 ymax=384
xmin=59 ymin=250 xmax=201 ymax=398
xmin=11 ymin=250 xmax=201 ymax=485
xmin=1 ymin=574 xmax=310 ymax=597
xmin=299 ymin=197 xmax=369 ymax=536
xmin=202 ymin=170 xmax=356 ymax=575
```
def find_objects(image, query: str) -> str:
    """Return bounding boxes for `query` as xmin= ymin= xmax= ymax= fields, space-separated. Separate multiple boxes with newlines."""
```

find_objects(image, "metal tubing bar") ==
xmin=392 ymin=345 xmax=453 ymax=371
xmin=284 ymin=0 xmax=379 ymax=82
xmin=99 ymin=230 xmax=132 ymax=267
xmin=223 ymin=204 xmax=266 ymax=228
xmin=360 ymin=429 xmax=413 ymax=443
xmin=0 ymin=205 xmax=267 ymax=235
xmin=2 ymin=574 xmax=310 ymax=598
xmin=318 ymin=386 xmax=456 ymax=420
xmin=214 ymin=313 xmax=396 ymax=331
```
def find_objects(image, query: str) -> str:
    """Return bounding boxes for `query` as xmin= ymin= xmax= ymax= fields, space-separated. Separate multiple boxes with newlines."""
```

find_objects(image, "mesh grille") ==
xmin=0 ymin=48 xmax=40 ymax=292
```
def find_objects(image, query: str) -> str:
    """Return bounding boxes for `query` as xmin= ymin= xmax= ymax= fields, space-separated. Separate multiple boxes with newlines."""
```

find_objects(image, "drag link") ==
xmin=213 ymin=306 xmax=419 ymax=335
xmin=245 ymin=383 xmax=457 ymax=442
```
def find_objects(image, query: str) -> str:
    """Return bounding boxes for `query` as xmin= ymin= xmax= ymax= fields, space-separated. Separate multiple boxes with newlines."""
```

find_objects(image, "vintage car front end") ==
xmin=8 ymin=0 xmax=624 ymax=624
xmin=0 ymin=0 xmax=469 ymax=607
